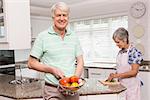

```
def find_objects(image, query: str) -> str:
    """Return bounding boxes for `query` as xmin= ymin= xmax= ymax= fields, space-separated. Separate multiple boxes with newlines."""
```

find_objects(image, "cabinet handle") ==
xmin=91 ymin=73 xmax=101 ymax=75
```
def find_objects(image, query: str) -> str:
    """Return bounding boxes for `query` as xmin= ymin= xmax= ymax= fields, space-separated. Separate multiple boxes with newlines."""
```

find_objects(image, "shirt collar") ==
xmin=119 ymin=44 xmax=132 ymax=54
xmin=48 ymin=26 xmax=71 ymax=36
xmin=119 ymin=48 xmax=127 ymax=54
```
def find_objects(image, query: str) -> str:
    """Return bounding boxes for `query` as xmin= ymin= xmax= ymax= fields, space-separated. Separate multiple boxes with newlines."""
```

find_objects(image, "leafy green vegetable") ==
xmin=105 ymin=79 xmax=116 ymax=82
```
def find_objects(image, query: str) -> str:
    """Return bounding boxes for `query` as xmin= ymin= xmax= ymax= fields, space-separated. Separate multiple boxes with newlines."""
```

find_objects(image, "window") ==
xmin=70 ymin=15 xmax=128 ymax=63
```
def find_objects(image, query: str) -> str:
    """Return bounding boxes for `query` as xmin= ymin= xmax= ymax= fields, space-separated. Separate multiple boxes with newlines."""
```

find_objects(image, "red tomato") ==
xmin=70 ymin=76 xmax=79 ymax=83
xmin=59 ymin=77 xmax=70 ymax=85
xmin=64 ymin=83 xmax=71 ymax=87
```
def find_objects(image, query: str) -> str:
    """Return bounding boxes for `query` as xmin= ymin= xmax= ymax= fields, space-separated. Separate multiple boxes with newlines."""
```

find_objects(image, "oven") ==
xmin=0 ymin=50 xmax=15 ymax=75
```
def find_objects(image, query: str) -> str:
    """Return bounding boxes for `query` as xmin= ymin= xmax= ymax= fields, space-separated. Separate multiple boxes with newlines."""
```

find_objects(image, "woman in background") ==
xmin=107 ymin=27 xmax=143 ymax=100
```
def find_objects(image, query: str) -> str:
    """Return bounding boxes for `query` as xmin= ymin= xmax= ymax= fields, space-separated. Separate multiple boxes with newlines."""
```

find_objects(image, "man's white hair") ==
xmin=50 ymin=2 xmax=70 ymax=18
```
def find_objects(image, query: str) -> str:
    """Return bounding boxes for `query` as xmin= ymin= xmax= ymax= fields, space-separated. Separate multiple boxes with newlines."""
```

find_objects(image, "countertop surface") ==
xmin=84 ymin=62 xmax=150 ymax=72
xmin=79 ymin=78 xmax=126 ymax=96
xmin=0 ymin=74 xmax=126 ymax=99
xmin=84 ymin=62 xmax=116 ymax=69
xmin=0 ymin=75 xmax=44 ymax=99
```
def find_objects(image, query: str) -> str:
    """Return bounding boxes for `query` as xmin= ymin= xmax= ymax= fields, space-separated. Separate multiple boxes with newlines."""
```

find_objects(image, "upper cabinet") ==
xmin=0 ymin=0 xmax=31 ymax=49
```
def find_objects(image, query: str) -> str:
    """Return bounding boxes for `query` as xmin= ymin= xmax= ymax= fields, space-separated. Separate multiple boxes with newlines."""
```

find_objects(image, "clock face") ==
xmin=130 ymin=1 xmax=146 ymax=18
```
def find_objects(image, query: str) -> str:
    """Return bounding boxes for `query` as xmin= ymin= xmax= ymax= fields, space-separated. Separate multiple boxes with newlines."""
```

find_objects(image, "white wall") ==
xmin=31 ymin=16 xmax=51 ymax=38
xmin=70 ymin=0 xmax=131 ymax=19
xmin=128 ymin=0 xmax=149 ymax=60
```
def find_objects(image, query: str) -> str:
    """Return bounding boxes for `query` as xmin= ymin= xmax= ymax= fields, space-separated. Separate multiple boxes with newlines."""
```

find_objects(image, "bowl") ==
xmin=59 ymin=78 xmax=85 ymax=91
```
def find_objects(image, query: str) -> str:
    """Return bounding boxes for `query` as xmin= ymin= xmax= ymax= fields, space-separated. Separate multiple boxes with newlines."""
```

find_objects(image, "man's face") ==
xmin=53 ymin=9 xmax=69 ymax=31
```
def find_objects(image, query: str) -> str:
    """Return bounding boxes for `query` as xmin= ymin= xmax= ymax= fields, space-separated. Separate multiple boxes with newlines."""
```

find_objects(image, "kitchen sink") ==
xmin=9 ymin=78 xmax=39 ymax=85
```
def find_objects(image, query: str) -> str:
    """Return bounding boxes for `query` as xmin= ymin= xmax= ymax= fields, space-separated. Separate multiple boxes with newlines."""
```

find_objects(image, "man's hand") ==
xmin=51 ymin=67 xmax=65 ymax=79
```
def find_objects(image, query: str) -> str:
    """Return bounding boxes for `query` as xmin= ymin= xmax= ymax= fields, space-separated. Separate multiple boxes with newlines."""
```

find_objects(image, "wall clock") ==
xmin=130 ymin=1 xmax=146 ymax=18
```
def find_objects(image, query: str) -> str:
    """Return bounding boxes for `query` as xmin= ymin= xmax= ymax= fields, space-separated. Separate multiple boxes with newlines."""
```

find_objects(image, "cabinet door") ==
xmin=139 ymin=71 xmax=150 ymax=100
xmin=79 ymin=96 xmax=87 ymax=100
xmin=117 ymin=91 xmax=126 ymax=100
xmin=0 ymin=96 xmax=15 ymax=100
xmin=87 ymin=94 xmax=117 ymax=100
xmin=1 ymin=0 xmax=31 ymax=49
xmin=88 ymin=68 xmax=116 ymax=80
xmin=21 ymin=98 xmax=43 ymax=100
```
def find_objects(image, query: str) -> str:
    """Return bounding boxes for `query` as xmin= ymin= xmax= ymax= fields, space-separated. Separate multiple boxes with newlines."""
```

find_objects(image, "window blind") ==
xmin=71 ymin=15 xmax=128 ymax=63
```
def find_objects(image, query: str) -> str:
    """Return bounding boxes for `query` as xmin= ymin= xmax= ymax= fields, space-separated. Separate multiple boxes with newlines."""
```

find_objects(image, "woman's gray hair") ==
xmin=112 ymin=27 xmax=129 ymax=44
xmin=50 ymin=2 xmax=70 ymax=18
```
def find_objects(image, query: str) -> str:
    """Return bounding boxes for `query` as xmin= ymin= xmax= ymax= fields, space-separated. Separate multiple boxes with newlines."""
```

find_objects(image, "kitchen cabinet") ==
xmin=0 ymin=96 xmax=43 ymax=100
xmin=117 ymin=91 xmax=126 ymax=100
xmin=79 ymin=91 xmax=125 ymax=100
xmin=0 ymin=96 xmax=14 ymax=100
xmin=0 ymin=0 xmax=31 ymax=49
xmin=86 ymin=67 xmax=116 ymax=80
xmin=139 ymin=71 xmax=150 ymax=100
xmin=3 ymin=94 xmax=124 ymax=100
xmin=79 ymin=96 xmax=87 ymax=100
xmin=87 ymin=94 xmax=118 ymax=100
xmin=0 ymin=94 xmax=125 ymax=100
xmin=21 ymin=98 xmax=43 ymax=100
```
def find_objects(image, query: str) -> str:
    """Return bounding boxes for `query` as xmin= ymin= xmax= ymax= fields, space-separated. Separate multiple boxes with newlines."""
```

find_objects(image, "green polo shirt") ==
xmin=30 ymin=26 xmax=83 ymax=85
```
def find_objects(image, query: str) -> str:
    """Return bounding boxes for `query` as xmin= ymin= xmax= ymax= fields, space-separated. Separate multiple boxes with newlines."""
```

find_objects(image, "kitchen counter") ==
xmin=0 ymin=75 xmax=44 ymax=99
xmin=84 ymin=62 xmax=150 ymax=72
xmin=0 ymin=74 xmax=126 ymax=99
xmin=79 ymin=78 xmax=126 ymax=96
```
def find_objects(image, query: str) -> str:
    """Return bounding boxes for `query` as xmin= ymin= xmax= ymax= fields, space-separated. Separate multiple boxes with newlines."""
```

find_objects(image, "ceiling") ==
xmin=30 ymin=0 xmax=88 ymax=8
xmin=30 ymin=0 xmax=135 ymax=19
xmin=30 ymin=0 xmax=89 ymax=17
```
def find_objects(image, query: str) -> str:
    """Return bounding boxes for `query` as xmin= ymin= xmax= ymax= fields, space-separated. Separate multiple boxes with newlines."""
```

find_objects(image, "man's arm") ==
xmin=28 ymin=56 xmax=65 ymax=79
xmin=74 ymin=55 xmax=84 ymax=77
